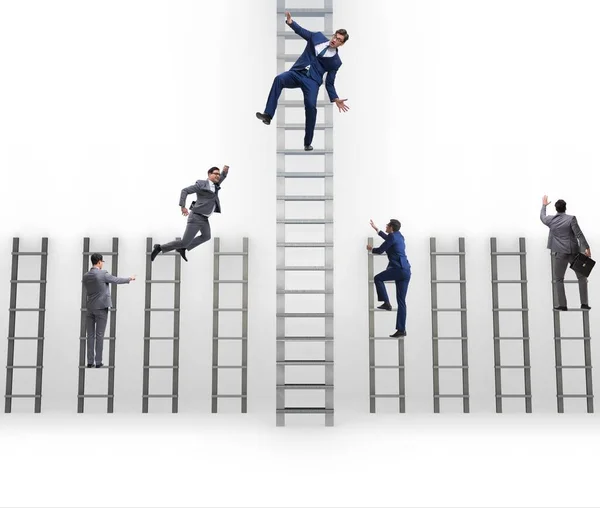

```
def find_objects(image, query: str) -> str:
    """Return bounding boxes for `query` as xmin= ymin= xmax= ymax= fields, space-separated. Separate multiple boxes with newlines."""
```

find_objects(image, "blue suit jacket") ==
xmin=372 ymin=231 xmax=411 ymax=270
xmin=287 ymin=20 xmax=342 ymax=101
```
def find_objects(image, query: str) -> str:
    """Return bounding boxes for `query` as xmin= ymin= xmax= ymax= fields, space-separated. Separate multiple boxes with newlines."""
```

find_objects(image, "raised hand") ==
xmin=542 ymin=195 xmax=551 ymax=206
xmin=369 ymin=219 xmax=378 ymax=232
xmin=285 ymin=11 xmax=292 ymax=24
xmin=223 ymin=165 xmax=230 ymax=173
xmin=334 ymin=98 xmax=350 ymax=112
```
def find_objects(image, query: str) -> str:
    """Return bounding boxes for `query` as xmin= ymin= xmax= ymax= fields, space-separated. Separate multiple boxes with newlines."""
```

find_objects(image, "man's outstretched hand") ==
xmin=223 ymin=165 xmax=230 ymax=174
xmin=542 ymin=195 xmax=551 ymax=206
xmin=334 ymin=98 xmax=350 ymax=112
xmin=285 ymin=11 xmax=292 ymax=24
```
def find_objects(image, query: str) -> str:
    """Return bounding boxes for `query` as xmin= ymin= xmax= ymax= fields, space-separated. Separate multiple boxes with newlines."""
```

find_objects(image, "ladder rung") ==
xmin=277 ymin=31 xmax=333 ymax=39
xmin=142 ymin=394 xmax=179 ymax=398
xmin=556 ymin=365 xmax=593 ymax=369
xmin=276 ymin=7 xmax=333 ymax=15
xmin=213 ymin=365 xmax=247 ymax=369
xmin=495 ymin=394 xmax=532 ymax=398
xmin=493 ymin=308 xmax=528 ymax=312
xmin=553 ymin=308 xmax=588 ymax=312
xmin=430 ymin=252 xmax=465 ymax=256
xmin=278 ymin=242 xmax=333 ymax=248
xmin=433 ymin=337 xmax=467 ymax=341
xmin=557 ymin=394 xmax=594 ymax=398
xmin=277 ymin=384 xmax=333 ymax=390
xmin=7 ymin=337 xmax=44 ymax=341
xmin=6 ymin=366 xmax=42 ymax=369
xmin=277 ymin=149 xmax=333 ymax=155
xmin=279 ymin=123 xmax=332 ymax=130
xmin=491 ymin=252 xmax=526 ymax=256
xmin=82 ymin=251 xmax=118 ymax=256
xmin=277 ymin=407 xmax=333 ymax=414
xmin=277 ymin=195 xmax=333 ymax=201
xmin=279 ymin=100 xmax=331 ymax=107
xmin=277 ymin=289 xmax=332 ymax=294
xmin=277 ymin=313 xmax=334 ymax=318
xmin=212 ymin=394 xmax=247 ymax=398
xmin=431 ymin=280 xmax=466 ymax=283
xmin=11 ymin=252 xmax=47 ymax=256
xmin=214 ymin=308 xmax=248 ymax=312
xmin=432 ymin=308 xmax=467 ymax=312
xmin=213 ymin=336 xmax=247 ymax=341
xmin=77 ymin=394 xmax=114 ymax=398
xmin=9 ymin=308 xmax=45 ymax=312
xmin=144 ymin=251 xmax=180 ymax=256
xmin=277 ymin=172 xmax=334 ymax=178
xmin=81 ymin=308 xmax=116 ymax=312
xmin=370 ymin=336 xmax=406 ymax=341
xmin=78 ymin=365 xmax=114 ymax=369
xmin=277 ymin=266 xmax=332 ymax=271
xmin=495 ymin=365 xmax=530 ymax=369
xmin=144 ymin=308 xmax=180 ymax=312
xmin=554 ymin=337 xmax=591 ymax=341
xmin=434 ymin=394 xmax=469 ymax=398
xmin=370 ymin=394 xmax=406 ymax=398
xmin=213 ymin=280 xmax=248 ymax=284
xmin=370 ymin=365 xmax=405 ymax=369
xmin=434 ymin=365 xmax=467 ymax=369
xmin=492 ymin=280 xmax=527 ymax=283
xmin=277 ymin=219 xmax=333 ymax=224
xmin=145 ymin=280 xmax=181 ymax=284
xmin=214 ymin=252 xmax=247 ymax=256
xmin=277 ymin=336 xmax=333 ymax=342
xmin=79 ymin=336 xmax=115 ymax=341
xmin=10 ymin=280 xmax=46 ymax=283
xmin=494 ymin=337 xmax=529 ymax=340
xmin=278 ymin=360 xmax=332 ymax=366
xmin=143 ymin=366 xmax=178 ymax=369
xmin=144 ymin=336 xmax=179 ymax=341
xmin=5 ymin=394 xmax=41 ymax=398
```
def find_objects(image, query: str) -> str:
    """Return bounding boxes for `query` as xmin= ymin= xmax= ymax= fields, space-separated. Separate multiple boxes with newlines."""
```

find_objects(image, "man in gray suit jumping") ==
xmin=151 ymin=165 xmax=229 ymax=262
xmin=82 ymin=253 xmax=135 ymax=368
xmin=540 ymin=195 xmax=591 ymax=311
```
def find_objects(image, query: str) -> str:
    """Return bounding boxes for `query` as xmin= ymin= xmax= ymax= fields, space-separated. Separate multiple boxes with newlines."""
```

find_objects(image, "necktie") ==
xmin=317 ymin=46 xmax=328 ymax=58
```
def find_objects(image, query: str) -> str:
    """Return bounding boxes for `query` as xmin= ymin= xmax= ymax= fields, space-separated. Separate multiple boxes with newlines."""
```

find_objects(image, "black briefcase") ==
xmin=570 ymin=253 xmax=596 ymax=277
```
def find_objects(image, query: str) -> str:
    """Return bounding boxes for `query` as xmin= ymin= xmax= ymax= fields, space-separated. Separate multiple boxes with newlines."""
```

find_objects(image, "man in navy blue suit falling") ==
xmin=256 ymin=11 xmax=349 ymax=151
xmin=367 ymin=219 xmax=412 ymax=338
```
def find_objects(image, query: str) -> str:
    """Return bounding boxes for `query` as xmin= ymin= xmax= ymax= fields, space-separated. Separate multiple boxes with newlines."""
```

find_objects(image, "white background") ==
xmin=1 ymin=0 xmax=600 ymax=506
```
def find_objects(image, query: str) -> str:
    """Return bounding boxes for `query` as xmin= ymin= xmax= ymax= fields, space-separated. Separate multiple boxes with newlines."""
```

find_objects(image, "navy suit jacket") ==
xmin=287 ymin=20 xmax=342 ymax=101
xmin=372 ymin=231 xmax=411 ymax=270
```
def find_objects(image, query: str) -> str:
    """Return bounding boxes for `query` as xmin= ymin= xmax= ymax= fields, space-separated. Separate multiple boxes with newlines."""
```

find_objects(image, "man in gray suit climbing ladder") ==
xmin=82 ymin=253 xmax=135 ymax=368
xmin=151 ymin=165 xmax=229 ymax=262
xmin=540 ymin=195 xmax=592 ymax=311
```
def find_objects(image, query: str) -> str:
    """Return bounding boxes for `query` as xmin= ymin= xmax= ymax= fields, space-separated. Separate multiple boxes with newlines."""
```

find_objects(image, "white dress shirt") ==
xmin=305 ymin=41 xmax=336 ymax=73
xmin=203 ymin=179 xmax=216 ymax=217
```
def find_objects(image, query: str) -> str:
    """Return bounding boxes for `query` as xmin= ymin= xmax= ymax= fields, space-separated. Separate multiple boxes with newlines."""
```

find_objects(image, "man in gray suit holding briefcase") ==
xmin=151 ymin=165 xmax=229 ymax=262
xmin=82 ymin=253 xmax=135 ymax=368
xmin=540 ymin=195 xmax=591 ymax=311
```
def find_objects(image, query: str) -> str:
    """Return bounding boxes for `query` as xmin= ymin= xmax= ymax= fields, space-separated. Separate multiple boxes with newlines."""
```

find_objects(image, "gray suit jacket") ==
xmin=179 ymin=170 xmax=228 ymax=216
xmin=540 ymin=205 xmax=589 ymax=254
xmin=83 ymin=267 xmax=130 ymax=310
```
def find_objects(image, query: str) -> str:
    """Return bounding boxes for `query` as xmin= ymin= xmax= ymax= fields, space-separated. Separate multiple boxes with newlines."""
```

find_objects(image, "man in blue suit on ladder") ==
xmin=367 ymin=219 xmax=412 ymax=338
xmin=256 ymin=11 xmax=350 ymax=151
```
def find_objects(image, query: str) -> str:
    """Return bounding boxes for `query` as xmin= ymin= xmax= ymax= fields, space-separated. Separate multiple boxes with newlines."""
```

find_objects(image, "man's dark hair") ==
xmin=335 ymin=29 xmax=349 ymax=42
xmin=555 ymin=199 xmax=567 ymax=213
xmin=207 ymin=166 xmax=220 ymax=175
xmin=91 ymin=253 xmax=103 ymax=265
xmin=388 ymin=219 xmax=401 ymax=232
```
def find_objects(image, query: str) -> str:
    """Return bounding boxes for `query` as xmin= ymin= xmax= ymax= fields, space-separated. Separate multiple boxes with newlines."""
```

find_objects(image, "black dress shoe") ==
xmin=304 ymin=145 xmax=313 ymax=151
xmin=177 ymin=248 xmax=188 ymax=262
xmin=390 ymin=330 xmax=407 ymax=338
xmin=377 ymin=303 xmax=392 ymax=311
xmin=553 ymin=306 xmax=568 ymax=311
xmin=151 ymin=244 xmax=161 ymax=261
xmin=581 ymin=304 xmax=591 ymax=310
xmin=86 ymin=363 xmax=93 ymax=368
xmin=95 ymin=363 xmax=104 ymax=368
xmin=256 ymin=112 xmax=272 ymax=125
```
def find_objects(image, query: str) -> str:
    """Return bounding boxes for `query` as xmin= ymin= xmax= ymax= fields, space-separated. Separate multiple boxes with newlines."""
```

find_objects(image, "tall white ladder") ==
xmin=429 ymin=237 xmax=470 ymax=413
xmin=550 ymin=255 xmax=593 ymax=413
xmin=275 ymin=0 xmax=335 ymax=426
xmin=490 ymin=237 xmax=532 ymax=413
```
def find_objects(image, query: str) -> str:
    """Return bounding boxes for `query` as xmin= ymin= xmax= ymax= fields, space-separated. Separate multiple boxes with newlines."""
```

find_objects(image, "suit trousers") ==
xmin=86 ymin=308 xmax=109 ymax=364
xmin=374 ymin=267 xmax=411 ymax=331
xmin=161 ymin=213 xmax=211 ymax=252
xmin=264 ymin=70 xmax=320 ymax=146
xmin=553 ymin=252 xmax=588 ymax=307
